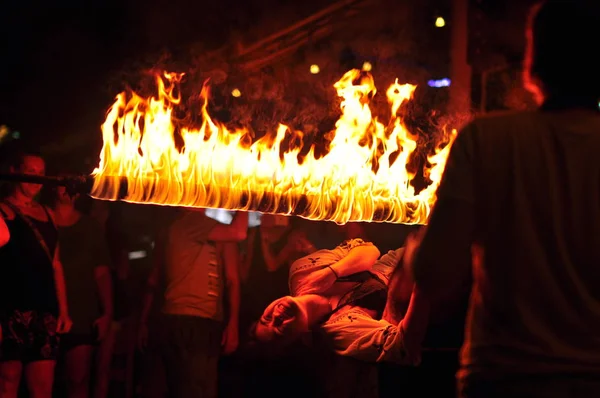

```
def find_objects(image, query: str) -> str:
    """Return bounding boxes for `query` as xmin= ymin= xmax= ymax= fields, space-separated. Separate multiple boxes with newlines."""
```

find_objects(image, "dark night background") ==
xmin=0 ymin=0 xmax=537 ymax=169
xmin=0 ymin=3 xmax=542 ymax=396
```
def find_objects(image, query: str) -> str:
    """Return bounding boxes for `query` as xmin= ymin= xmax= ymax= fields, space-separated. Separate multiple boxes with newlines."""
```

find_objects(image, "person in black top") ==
xmin=0 ymin=149 xmax=72 ymax=398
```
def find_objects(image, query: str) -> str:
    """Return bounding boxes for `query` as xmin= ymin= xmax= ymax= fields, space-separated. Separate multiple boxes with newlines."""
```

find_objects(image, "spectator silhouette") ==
xmin=411 ymin=1 xmax=600 ymax=397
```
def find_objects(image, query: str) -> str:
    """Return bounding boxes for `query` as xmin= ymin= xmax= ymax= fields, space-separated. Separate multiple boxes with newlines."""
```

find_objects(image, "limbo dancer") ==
xmin=251 ymin=234 xmax=429 ymax=365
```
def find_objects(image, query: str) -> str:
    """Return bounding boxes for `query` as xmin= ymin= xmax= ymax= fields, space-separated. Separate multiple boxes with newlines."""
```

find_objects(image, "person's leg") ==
xmin=24 ymin=360 xmax=56 ymax=398
xmin=162 ymin=316 xmax=221 ymax=398
xmin=0 ymin=311 xmax=26 ymax=398
xmin=0 ymin=361 xmax=23 ymax=398
xmin=64 ymin=344 xmax=94 ymax=398
xmin=93 ymin=322 xmax=117 ymax=398
xmin=23 ymin=311 xmax=60 ymax=398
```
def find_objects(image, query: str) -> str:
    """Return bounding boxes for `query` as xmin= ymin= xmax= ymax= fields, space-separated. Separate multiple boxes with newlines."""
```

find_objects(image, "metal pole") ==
xmin=0 ymin=173 xmax=93 ymax=193
xmin=449 ymin=0 xmax=472 ymax=115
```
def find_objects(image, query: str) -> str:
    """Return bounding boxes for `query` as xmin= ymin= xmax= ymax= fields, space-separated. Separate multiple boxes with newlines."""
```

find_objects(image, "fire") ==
xmin=91 ymin=69 xmax=456 ymax=225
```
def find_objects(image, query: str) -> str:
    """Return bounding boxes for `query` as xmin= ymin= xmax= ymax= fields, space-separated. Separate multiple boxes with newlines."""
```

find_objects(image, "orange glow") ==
xmin=91 ymin=69 xmax=456 ymax=225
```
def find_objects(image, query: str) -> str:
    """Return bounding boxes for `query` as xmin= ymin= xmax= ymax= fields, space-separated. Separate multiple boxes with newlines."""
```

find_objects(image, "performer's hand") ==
xmin=403 ymin=227 xmax=426 ymax=279
xmin=56 ymin=313 xmax=73 ymax=334
xmin=221 ymin=322 xmax=239 ymax=355
xmin=295 ymin=267 xmax=336 ymax=296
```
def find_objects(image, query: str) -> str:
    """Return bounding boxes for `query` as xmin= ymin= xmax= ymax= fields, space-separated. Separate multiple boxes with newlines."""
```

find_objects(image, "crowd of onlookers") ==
xmin=0 ymin=151 xmax=465 ymax=398
xmin=3 ymin=2 xmax=600 ymax=398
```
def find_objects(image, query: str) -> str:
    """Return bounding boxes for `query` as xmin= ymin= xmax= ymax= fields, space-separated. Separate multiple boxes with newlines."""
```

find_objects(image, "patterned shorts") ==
xmin=0 ymin=310 xmax=60 ymax=363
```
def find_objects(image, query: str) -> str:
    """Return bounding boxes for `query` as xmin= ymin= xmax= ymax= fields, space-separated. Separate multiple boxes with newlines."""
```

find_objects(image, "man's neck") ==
xmin=8 ymin=191 xmax=35 ymax=208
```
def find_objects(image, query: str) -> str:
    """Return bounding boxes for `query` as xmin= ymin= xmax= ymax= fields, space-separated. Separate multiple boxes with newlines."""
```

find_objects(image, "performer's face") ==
xmin=254 ymin=296 xmax=308 ymax=344
xmin=13 ymin=155 xmax=45 ymax=198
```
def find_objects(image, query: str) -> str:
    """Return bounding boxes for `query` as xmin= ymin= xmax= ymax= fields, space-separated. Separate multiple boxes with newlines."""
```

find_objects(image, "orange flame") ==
xmin=91 ymin=69 xmax=456 ymax=225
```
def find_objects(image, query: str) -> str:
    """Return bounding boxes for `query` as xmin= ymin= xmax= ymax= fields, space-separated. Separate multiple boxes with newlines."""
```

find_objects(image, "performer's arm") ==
xmin=53 ymin=245 xmax=73 ymax=334
xmin=260 ymin=229 xmax=292 ymax=272
xmin=292 ymin=240 xmax=380 ymax=296
xmin=137 ymin=232 xmax=163 ymax=350
xmin=329 ymin=242 xmax=380 ymax=278
xmin=412 ymin=127 xmax=475 ymax=301
xmin=221 ymin=242 xmax=240 ymax=354
xmin=321 ymin=287 xmax=429 ymax=364
xmin=0 ymin=205 xmax=9 ymax=247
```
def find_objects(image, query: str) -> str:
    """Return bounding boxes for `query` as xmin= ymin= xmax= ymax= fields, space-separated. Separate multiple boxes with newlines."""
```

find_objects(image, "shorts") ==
xmin=0 ymin=310 xmax=60 ymax=363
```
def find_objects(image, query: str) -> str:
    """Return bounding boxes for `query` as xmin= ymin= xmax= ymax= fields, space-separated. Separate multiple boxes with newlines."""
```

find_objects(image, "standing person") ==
xmin=138 ymin=209 xmax=247 ymax=398
xmin=411 ymin=1 xmax=600 ymax=397
xmin=0 ymin=149 xmax=72 ymax=398
xmin=52 ymin=186 xmax=114 ymax=398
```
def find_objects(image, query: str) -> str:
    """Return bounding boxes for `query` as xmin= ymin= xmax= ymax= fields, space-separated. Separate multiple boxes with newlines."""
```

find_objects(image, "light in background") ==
xmin=231 ymin=88 xmax=242 ymax=97
xmin=427 ymin=78 xmax=451 ymax=88
xmin=128 ymin=250 xmax=147 ymax=260
xmin=205 ymin=208 xmax=262 ymax=227
xmin=310 ymin=64 xmax=320 ymax=74
xmin=435 ymin=16 xmax=446 ymax=27
xmin=0 ymin=125 xmax=9 ymax=142
xmin=362 ymin=61 xmax=372 ymax=72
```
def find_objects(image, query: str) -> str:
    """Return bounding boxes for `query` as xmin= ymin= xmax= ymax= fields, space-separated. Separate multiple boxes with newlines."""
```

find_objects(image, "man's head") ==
xmin=251 ymin=296 xmax=309 ymax=345
xmin=251 ymin=294 xmax=330 ymax=345
xmin=9 ymin=150 xmax=45 ymax=199
xmin=524 ymin=0 xmax=600 ymax=104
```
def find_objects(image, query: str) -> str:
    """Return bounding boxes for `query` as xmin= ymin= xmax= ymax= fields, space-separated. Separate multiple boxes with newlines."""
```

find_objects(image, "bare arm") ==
xmin=412 ymin=198 xmax=473 ymax=301
xmin=329 ymin=243 xmax=381 ymax=278
xmin=94 ymin=265 xmax=114 ymax=319
xmin=239 ymin=228 xmax=257 ymax=282
xmin=53 ymin=245 xmax=68 ymax=317
xmin=321 ymin=290 xmax=428 ymax=365
xmin=207 ymin=211 xmax=249 ymax=242
xmin=222 ymin=242 xmax=240 ymax=328
xmin=292 ymin=241 xmax=381 ymax=296
xmin=260 ymin=230 xmax=298 ymax=272
xmin=220 ymin=241 xmax=241 ymax=354
xmin=0 ymin=204 xmax=10 ymax=247
xmin=413 ymin=125 xmax=475 ymax=301
xmin=139 ymin=236 xmax=163 ymax=326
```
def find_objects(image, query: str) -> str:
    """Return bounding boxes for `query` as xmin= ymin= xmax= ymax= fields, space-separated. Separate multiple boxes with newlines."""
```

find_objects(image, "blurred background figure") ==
xmin=138 ymin=209 xmax=247 ymax=398
xmin=51 ymin=184 xmax=114 ymax=398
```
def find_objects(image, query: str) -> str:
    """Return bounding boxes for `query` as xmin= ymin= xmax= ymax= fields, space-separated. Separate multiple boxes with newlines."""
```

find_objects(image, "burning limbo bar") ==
xmin=44 ymin=69 xmax=455 ymax=225
xmin=90 ymin=174 xmax=431 ymax=225
xmin=0 ymin=172 xmax=430 ymax=224
xmin=0 ymin=173 xmax=94 ymax=194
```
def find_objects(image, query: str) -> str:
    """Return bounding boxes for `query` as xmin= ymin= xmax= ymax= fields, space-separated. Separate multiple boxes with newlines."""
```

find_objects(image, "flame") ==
xmin=91 ymin=69 xmax=456 ymax=225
